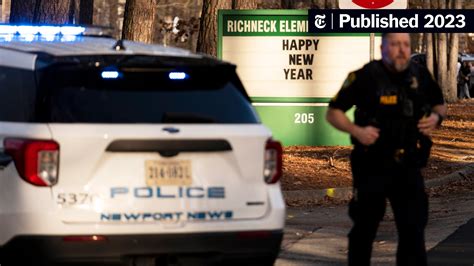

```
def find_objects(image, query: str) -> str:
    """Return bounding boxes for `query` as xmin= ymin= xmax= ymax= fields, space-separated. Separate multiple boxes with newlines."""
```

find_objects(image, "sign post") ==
xmin=370 ymin=33 xmax=375 ymax=61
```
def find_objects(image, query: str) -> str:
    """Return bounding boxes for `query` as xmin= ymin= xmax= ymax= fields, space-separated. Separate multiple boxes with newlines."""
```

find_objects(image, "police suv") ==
xmin=0 ymin=25 xmax=285 ymax=265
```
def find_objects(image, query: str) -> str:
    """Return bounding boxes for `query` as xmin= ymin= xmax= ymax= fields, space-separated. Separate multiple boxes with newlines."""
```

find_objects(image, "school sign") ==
xmin=218 ymin=10 xmax=381 ymax=146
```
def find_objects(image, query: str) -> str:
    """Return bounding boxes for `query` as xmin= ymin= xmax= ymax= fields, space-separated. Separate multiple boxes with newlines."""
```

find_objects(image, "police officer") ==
xmin=326 ymin=33 xmax=446 ymax=266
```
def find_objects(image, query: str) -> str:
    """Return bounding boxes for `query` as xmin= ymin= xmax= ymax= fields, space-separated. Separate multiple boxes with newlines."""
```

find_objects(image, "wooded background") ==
xmin=0 ymin=0 xmax=472 ymax=102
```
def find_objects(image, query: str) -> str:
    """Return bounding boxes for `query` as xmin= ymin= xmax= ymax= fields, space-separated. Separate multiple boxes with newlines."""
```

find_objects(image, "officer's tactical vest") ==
xmin=354 ymin=62 xmax=432 ymax=167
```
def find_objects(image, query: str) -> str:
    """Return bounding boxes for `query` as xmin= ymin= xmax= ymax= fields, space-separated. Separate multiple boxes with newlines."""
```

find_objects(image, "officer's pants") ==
xmin=348 ymin=152 xmax=428 ymax=266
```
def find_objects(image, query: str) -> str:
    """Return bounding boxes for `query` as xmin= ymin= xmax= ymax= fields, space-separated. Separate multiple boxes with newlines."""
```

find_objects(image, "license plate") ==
xmin=145 ymin=160 xmax=192 ymax=186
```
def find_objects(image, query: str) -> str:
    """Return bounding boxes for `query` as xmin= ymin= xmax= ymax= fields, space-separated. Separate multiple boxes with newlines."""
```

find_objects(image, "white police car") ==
xmin=0 ymin=25 xmax=285 ymax=265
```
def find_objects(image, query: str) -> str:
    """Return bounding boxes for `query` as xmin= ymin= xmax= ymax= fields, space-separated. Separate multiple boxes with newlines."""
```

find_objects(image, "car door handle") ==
xmin=0 ymin=152 xmax=12 ymax=168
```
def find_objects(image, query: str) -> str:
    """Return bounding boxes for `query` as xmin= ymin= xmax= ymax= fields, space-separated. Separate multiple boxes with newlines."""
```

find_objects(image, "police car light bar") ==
xmin=169 ymin=72 xmax=188 ymax=80
xmin=0 ymin=25 xmax=86 ymax=36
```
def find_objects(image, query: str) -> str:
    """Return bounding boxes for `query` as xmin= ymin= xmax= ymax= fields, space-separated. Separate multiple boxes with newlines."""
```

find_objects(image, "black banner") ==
xmin=308 ymin=9 xmax=474 ymax=33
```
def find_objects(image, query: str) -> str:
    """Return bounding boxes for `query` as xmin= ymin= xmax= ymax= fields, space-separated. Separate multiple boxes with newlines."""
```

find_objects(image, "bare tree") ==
xmin=281 ymin=0 xmax=315 ymax=9
xmin=196 ymin=0 xmax=232 ymax=56
xmin=422 ymin=0 xmax=462 ymax=102
xmin=436 ymin=0 xmax=448 ymax=101
xmin=424 ymin=32 xmax=435 ymax=77
xmin=10 ymin=0 xmax=74 ymax=24
xmin=408 ymin=0 xmax=424 ymax=54
xmin=423 ymin=0 xmax=436 ymax=78
xmin=256 ymin=0 xmax=280 ymax=9
xmin=94 ymin=0 xmax=122 ymax=39
xmin=9 ymin=0 xmax=35 ymax=23
xmin=233 ymin=0 xmax=257 ymax=9
xmin=2 ymin=0 xmax=11 ymax=22
xmin=446 ymin=0 xmax=462 ymax=102
xmin=122 ymin=0 xmax=159 ymax=43
xmin=64 ymin=0 xmax=94 ymax=25
xmin=78 ymin=0 xmax=94 ymax=25
xmin=324 ymin=0 xmax=337 ymax=8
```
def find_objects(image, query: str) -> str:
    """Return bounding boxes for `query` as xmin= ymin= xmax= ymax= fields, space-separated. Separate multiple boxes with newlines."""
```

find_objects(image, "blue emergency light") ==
xmin=168 ymin=72 xmax=188 ymax=80
xmin=101 ymin=71 xmax=121 ymax=79
xmin=0 ymin=25 xmax=86 ymax=36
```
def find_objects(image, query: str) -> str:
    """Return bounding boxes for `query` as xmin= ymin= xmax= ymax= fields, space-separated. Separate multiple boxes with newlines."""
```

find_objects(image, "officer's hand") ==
xmin=418 ymin=113 xmax=439 ymax=136
xmin=353 ymin=126 xmax=380 ymax=146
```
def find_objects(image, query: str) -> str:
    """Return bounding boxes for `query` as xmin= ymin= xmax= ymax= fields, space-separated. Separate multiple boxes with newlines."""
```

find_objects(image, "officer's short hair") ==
xmin=381 ymin=33 xmax=412 ymax=45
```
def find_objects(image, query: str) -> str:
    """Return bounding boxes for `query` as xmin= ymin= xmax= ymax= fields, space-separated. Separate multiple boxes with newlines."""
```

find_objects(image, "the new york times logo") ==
xmin=314 ymin=14 xmax=326 ymax=29
xmin=308 ymin=9 xmax=474 ymax=33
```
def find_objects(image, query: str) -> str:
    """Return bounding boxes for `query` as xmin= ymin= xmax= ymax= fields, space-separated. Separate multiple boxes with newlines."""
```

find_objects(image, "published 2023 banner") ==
xmin=308 ymin=9 xmax=474 ymax=33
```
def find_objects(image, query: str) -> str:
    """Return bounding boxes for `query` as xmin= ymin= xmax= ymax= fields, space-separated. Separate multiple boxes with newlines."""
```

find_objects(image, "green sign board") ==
xmin=218 ymin=10 xmax=380 ymax=146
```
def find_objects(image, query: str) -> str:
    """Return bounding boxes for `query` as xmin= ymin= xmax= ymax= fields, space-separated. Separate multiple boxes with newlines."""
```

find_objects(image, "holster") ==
xmin=415 ymin=135 xmax=432 ymax=168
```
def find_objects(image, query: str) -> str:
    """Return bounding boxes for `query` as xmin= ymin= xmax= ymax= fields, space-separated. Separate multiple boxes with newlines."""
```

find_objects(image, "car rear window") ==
xmin=0 ymin=66 xmax=36 ymax=122
xmin=35 ymin=56 xmax=259 ymax=124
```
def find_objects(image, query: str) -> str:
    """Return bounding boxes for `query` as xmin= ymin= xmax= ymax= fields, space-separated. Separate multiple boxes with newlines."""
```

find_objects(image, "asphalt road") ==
xmin=428 ymin=218 xmax=474 ymax=266
xmin=277 ymin=188 xmax=474 ymax=265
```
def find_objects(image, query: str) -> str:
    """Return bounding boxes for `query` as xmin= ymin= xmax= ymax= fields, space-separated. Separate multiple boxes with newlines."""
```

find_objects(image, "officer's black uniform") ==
xmin=329 ymin=60 xmax=444 ymax=266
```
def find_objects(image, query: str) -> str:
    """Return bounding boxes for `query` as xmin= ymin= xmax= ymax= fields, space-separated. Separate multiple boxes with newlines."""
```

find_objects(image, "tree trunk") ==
xmin=78 ymin=0 xmax=94 ymax=25
xmin=196 ymin=0 xmax=232 ymax=56
xmin=94 ymin=0 xmax=121 ymax=39
xmin=446 ymin=0 xmax=462 ymax=102
xmin=436 ymin=0 xmax=449 ymax=101
xmin=324 ymin=0 xmax=338 ymax=8
xmin=2 ymin=0 xmax=11 ymax=22
xmin=282 ymin=0 xmax=316 ymax=8
xmin=437 ymin=34 xmax=448 ymax=100
xmin=9 ymin=0 xmax=36 ymax=23
xmin=109 ymin=0 xmax=120 ymax=39
xmin=447 ymin=32 xmax=459 ymax=102
xmin=313 ymin=0 xmax=325 ymax=9
xmin=68 ymin=0 xmax=76 ymax=24
xmin=122 ymin=0 xmax=159 ymax=43
xmin=233 ymin=0 xmax=256 ymax=9
xmin=10 ymin=0 xmax=72 ymax=24
xmin=423 ymin=0 xmax=434 ymax=76
xmin=436 ymin=33 xmax=448 ymax=97
xmin=416 ymin=33 xmax=424 ymax=53
xmin=36 ymin=0 xmax=72 ymax=24
xmin=425 ymin=33 xmax=435 ymax=76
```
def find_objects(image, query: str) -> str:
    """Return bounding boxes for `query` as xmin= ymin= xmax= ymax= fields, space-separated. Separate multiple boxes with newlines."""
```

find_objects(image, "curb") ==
xmin=283 ymin=163 xmax=474 ymax=203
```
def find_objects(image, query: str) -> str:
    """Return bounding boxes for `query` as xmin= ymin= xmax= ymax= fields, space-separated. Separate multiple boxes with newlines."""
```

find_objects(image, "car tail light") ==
xmin=4 ymin=138 xmax=59 ymax=186
xmin=264 ymin=139 xmax=282 ymax=184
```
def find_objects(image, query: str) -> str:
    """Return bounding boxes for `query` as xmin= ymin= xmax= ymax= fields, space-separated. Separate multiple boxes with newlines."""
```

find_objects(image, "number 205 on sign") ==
xmin=294 ymin=113 xmax=315 ymax=124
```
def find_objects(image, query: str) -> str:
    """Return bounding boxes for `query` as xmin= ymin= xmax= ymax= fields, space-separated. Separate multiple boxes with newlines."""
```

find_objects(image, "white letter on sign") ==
xmin=340 ymin=14 xmax=351 ymax=27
